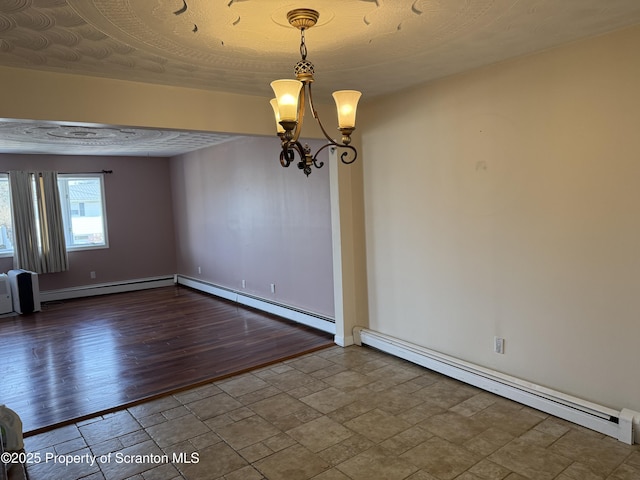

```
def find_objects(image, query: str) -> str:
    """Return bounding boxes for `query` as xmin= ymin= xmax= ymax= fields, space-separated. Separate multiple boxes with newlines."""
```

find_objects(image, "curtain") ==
xmin=9 ymin=171 xmax=69 ymax=274
xmin=9 ymin=171 xmax=40 ymax=272
xmin=37 ymin=172 xmax=69 ymax=273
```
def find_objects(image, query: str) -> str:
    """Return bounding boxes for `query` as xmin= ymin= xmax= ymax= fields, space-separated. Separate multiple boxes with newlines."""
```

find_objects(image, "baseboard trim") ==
xmin=334 ymin=335 xmax=355 ymax=347
xmin=40 ymin=276 xmax=176 ymax=302
xmin=354 ymin=327 xmax=639 ymax=444
xmin=177 ymin=275 xmax=336 ymax=335
xmin=39 ymin=274 xmax=336 ymax=336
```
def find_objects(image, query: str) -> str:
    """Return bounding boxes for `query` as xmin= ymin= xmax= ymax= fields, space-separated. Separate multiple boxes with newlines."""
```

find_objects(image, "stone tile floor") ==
xmin=21 ymin=345 xmax=640 ymax=480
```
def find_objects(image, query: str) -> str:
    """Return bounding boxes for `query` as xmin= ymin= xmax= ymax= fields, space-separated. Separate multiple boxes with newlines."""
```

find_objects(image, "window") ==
xmin=0 ymin=173 xmax=108 ymax=256
xmin=0 ymin=174 xmax=13 ymax=256
xmin=58 ymin=175 xmax=108 ymax=250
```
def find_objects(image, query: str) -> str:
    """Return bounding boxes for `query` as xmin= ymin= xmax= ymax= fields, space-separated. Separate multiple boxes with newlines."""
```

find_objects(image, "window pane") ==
xmin=0 ymin=174 xmax=13 ymax=255
xmin=59 ymin=175 xmax=108 ymax=249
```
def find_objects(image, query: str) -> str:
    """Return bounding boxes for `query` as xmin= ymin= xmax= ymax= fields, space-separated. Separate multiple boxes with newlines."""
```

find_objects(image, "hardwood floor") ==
xmin=0 ymin=285 xmax=334 ymax=436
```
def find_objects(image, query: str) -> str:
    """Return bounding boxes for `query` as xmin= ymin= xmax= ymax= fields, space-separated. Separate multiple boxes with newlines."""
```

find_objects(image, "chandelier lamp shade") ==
xmin=270 ymin=9 xmax=362 ymax=177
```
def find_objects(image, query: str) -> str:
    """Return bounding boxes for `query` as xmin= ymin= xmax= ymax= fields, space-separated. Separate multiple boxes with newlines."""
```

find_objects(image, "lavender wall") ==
xmin=171 ymin=136 xmax=335 ymax=318
xmin=0 ymin=154 xmax=176 ymax=291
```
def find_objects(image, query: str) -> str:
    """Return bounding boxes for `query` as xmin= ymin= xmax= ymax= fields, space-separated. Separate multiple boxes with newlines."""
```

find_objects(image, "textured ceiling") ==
xmin=0 ymin=120 xmax=238 ymax=157
xmin=2 ymin=0 xmax=640 ymax=156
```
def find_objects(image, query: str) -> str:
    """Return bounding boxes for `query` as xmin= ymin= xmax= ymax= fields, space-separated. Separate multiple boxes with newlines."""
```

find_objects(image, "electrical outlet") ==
xmin=270 ymin=283 xmax=276 ymax=294
xmin=241 ymin=280 xmax=246 ymax=288
xmin=197 ymin=266 xmax=201 ymax=274
xmin=90 ymin=271 xmax=96 ymax=279
xmin=494 ymin=336 xmax=505 ymax=354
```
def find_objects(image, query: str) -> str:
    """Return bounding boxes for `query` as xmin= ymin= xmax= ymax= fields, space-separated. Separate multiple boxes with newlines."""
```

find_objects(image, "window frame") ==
xmin=0 ymin=172 xmax=110 ymax=257
xmin=0 ymin=173 xmax=12 ymax=258
xmin=58 ymin=173 xmax=109 ymax=252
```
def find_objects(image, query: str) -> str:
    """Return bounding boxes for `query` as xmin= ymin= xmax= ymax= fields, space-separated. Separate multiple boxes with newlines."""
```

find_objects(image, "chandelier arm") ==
xmin=281 ymin=140 xmax=309 ymax=166
xmin=279 ymin=146 xmax=294 ymax=168
xmin=311 ymin=143 xmax=333 ymax=169
xmin=338 ymin=145 xmax=358 ymax=164
xmin=311 ymin=142 xmax=357 ymax=167
xmin=307 ymin=83 xmax=343 ymax=146
xmin=289 ymin=86 xmax=306 ymax=144
xmin=292 ymin=140 xmax=309 ymax=160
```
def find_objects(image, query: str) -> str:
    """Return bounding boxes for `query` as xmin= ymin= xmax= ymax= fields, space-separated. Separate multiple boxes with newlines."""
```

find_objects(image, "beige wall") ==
xmin=0 ymin=64 xmax=360 ymax=339
xmin=0 ymin=154 xmax=176 ymax=290
xmin=333 ymin=136 xmax=369 ymax=338
xmin=0 ymin=66 xmax=274 ymax=136
xmin=359 ymin=24 xmax=640 ymax=412
xmin=0 ymin=66 xmax=332 ymax=139
xmin=171 ymin=137 xmax=335 ymax=317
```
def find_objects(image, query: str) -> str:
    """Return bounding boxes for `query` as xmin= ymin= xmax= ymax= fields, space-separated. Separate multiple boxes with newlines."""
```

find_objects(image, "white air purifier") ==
xmin=0 ymin=274 xmax=12 ymax=314
xmin=7 ymin=270 xmax=40 ymax=314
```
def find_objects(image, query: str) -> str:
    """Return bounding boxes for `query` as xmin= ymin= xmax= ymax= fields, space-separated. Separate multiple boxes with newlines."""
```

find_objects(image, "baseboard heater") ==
xmin=177 ymin=275 xmax=336 ymax=335
xmin=353 ymin=327 xmax=639 ymax=445
xmin=40 ymin=276 xmax=176 ymax=302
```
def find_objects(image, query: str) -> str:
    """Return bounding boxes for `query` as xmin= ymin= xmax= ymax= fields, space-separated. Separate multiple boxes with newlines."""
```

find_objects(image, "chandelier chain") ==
xmin=299 ymin=29 xmax=307 ymax=60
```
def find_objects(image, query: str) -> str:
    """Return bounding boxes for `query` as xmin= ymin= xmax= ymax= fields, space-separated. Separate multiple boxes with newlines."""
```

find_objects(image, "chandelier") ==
xmin=270 ymin=9 xmax=362 ymax=177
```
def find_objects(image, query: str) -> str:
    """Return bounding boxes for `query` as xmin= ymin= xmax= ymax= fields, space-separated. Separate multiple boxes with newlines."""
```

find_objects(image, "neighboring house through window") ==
xmin=58 ymin=175 xmax=108 ymax=249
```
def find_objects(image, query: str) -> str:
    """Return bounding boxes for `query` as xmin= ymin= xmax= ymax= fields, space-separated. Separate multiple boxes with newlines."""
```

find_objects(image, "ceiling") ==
xmin=0 ymin=119 xmax=240 ymax=157
xmin=2 ymin=0 xmax=640 ymax=157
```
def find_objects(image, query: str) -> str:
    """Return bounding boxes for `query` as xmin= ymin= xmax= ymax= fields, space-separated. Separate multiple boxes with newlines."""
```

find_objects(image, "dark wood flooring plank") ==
xmin=0 ymin=285 xmax=334 ymax=435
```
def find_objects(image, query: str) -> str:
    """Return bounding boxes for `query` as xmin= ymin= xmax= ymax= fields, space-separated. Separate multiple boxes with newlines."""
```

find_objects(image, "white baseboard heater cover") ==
xmin=177 ymin=275 xmax=336 ymax=335
xmin=40 ymin=276 xmax=176 ymax=302
xmin=353 ymin=327 xmax=639 ymax=444
xmin=40 ymin=275 xmax=336 ymax=336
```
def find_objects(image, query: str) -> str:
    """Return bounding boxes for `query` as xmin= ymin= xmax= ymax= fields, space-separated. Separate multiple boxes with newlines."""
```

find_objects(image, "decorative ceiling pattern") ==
xmin=1 ymin=0 xmax=640 ymax=156
xmin=3 ymin=0 xmax=640 ymax=99
xmin=0 ymin=120 xmax=236 ymax=157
